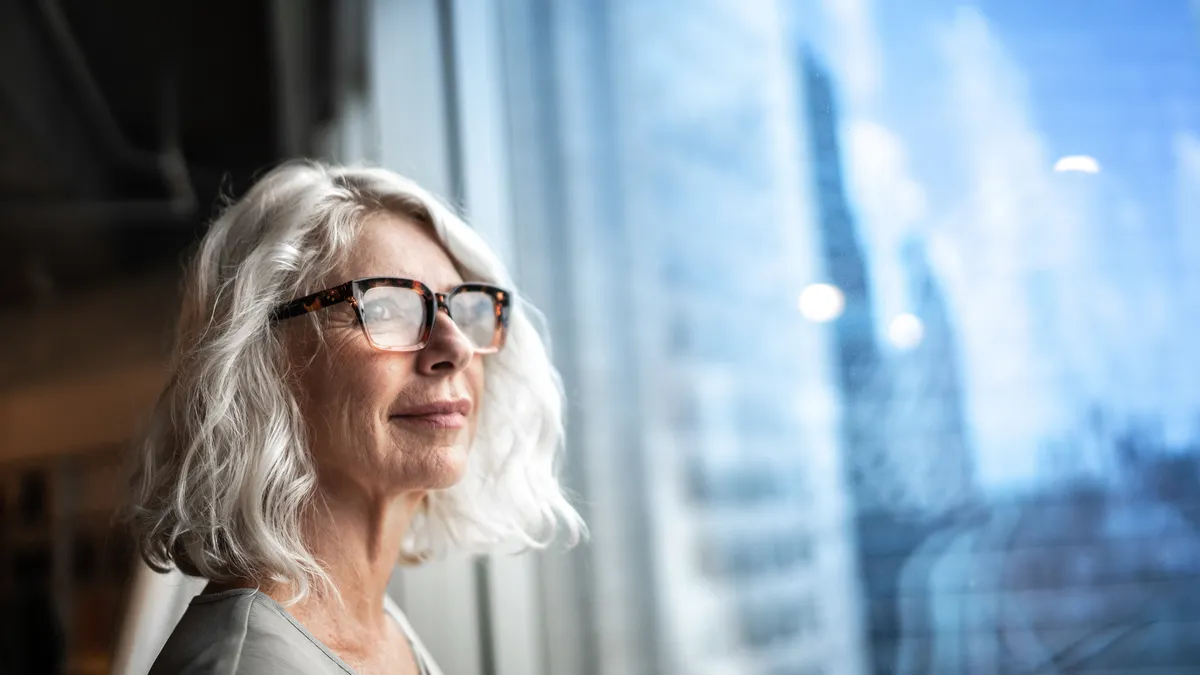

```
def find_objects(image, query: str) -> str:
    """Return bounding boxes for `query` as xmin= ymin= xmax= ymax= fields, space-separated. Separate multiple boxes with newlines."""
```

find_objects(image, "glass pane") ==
xmin=360 ymin=286 xmax=426 ymax=349
xmin=448 ymin=291 xmax=497 ymax=350
xmin=497 ymin=1 xmax=1200 ymax=674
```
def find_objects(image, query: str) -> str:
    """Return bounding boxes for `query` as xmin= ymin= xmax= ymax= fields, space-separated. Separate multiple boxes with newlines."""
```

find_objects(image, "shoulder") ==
xmin=149 ymin=590 xmax=352 ymax=675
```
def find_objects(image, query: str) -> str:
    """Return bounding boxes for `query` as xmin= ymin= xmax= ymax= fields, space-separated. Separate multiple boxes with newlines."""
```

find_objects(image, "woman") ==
xmin=129 ymin=162 xmax=584 ymax=675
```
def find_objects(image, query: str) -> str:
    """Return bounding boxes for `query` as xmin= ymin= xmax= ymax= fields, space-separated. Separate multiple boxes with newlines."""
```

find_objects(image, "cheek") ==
xmin=298 ymin=371 xmax=361 ymax=456
xmin=297 ymin=340 xmax=406 ymax=449
xmin=348 ymin=356 xmax=411 ymax=424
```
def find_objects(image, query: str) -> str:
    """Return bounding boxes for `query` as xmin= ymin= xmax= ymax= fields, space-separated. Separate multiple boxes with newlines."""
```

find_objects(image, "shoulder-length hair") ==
xmin=129 ymin=161 xmax=583 ymax=600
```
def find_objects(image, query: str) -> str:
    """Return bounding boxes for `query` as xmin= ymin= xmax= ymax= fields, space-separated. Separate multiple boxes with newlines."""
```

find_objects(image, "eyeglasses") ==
xmin=271 ymin=277 xmax=512 ymax=353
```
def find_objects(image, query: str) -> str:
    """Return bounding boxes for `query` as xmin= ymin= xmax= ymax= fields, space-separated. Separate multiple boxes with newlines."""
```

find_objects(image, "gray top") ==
xmin=148 ymin=589 xmax=441 ymax=675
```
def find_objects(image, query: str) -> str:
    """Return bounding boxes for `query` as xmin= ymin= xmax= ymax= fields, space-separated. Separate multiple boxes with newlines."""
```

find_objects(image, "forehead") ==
xmin=337 ymin=212 xmax=464 ymax=290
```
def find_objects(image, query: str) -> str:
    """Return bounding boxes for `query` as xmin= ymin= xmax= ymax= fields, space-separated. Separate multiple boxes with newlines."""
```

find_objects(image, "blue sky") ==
xmin=972 ymin=0 xmax=1200 ymax=238
xmin=791 ymin=0 xmax=1200 ymax=488
xmin=865 ymin=0 xmax=1200 ymax=225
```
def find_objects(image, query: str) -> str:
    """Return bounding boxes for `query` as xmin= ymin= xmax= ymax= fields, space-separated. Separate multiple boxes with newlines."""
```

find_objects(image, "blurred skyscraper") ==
xmin=501 ymin=1 xmax=867 ymax=674
xmin=797 ymin=51 xmax=891 ymax=515
xmin=615 ymin=3 xmax=876 ymax=673
xmin=797 ymin=49 xmax=894 ymax=675
xmin=887 ymin=237 xmax=974 ymax=515
xmin=796 ymin=50 xmax=975 ymax=675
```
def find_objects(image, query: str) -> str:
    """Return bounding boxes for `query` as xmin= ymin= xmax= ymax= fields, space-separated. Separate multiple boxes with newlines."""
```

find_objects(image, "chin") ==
xmin=412 ymin=443 xmax=470 ymax=491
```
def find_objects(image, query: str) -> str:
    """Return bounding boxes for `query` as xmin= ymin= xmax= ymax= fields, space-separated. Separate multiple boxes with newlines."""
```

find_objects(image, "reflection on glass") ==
xmin=799 ymin=283 xmax=847 ymax=323
xmin=885 ymin=314 xmax=923 ymax=350
xmin=1053 ymin=155 xmax=1103 ymax=174
xmin=498 ymin=0 xmax=1200 ymax=673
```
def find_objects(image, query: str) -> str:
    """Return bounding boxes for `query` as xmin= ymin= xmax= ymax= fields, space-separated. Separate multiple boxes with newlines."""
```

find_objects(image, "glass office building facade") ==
xmin=497 ymin=1 xmax=1200 ymax=674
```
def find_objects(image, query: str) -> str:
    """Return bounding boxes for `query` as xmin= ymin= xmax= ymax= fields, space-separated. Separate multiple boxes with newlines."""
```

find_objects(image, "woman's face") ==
xmin=287 ymin=213 xmax=485 ymax=499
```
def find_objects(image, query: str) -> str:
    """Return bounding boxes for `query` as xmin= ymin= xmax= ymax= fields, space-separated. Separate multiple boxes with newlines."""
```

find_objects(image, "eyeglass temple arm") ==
xmin=270 ymin=282 xmax=356 ymax=321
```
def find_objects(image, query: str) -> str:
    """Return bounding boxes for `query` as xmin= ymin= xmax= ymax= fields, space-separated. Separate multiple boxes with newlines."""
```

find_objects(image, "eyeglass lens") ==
xmin=359 ymin=286 xmax=498 ymax=350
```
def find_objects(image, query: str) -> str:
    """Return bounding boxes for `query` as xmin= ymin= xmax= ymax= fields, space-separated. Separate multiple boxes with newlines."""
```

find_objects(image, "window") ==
xmin=491 ymin=1 xmax=1200 ymax=674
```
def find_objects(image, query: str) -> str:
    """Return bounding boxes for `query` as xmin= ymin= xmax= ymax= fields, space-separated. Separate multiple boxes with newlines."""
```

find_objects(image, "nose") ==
xmin=416 ymin=309 xmax=474 ymax=374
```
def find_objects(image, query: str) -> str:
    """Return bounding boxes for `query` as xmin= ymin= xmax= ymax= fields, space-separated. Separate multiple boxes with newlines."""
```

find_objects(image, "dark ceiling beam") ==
xmin=8 ymin=0 xmax=199 ymax=224
xmin=36 ymin=0 xmax=164 ymax=178
xmin=0 ymin=0 xmax=283 ymax=307
xmin=0 ymin=0 xmax=204 ymax=227
xmin=0 ymin=162 xmax=237 ymax=228
xmin=0 ymin=0 xmax=107 ymax=200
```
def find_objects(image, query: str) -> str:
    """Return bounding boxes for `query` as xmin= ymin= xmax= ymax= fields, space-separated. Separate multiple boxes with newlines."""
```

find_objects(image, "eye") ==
xmin=362 ymin=297 xmax=402 ymax=322
xmin=459 ymin=300 xmax=484 ymax=319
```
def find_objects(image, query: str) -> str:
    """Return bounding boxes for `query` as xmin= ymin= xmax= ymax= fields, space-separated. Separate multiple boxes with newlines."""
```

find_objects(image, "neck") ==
xmin=248 ymin=484 xmax=427 ymax=644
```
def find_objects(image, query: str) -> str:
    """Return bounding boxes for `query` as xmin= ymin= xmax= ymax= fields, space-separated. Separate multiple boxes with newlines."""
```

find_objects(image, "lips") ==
xmin=390 ymin=398 xmax=472 ymax=429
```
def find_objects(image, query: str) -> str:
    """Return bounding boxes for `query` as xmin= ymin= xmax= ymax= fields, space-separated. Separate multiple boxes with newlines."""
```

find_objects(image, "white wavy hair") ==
xmin=129 ymin=161 xmax=584 ymax=600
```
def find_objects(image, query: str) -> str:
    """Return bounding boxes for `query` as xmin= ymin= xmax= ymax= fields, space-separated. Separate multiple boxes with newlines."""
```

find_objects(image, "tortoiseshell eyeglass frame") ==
xmin=270 ymin=277 xmax=512 ymax=353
